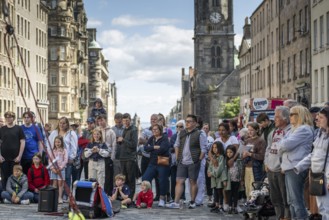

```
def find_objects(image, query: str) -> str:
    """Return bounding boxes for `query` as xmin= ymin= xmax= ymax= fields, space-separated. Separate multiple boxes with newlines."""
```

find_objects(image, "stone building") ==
xmin=241 ymin=0 xmax=311 ymax=108
xmin=311 ymin=0 xmax=329 ymax=106
xmin=47 ymin=0 xmax=89 ymax=126
xmin=87 ymin=28 xmax=117 ymax=126
xmin=193 ymin=0 xmax=239 ymax=130
xmin=0 ymin=0 xmax=49 ymax=124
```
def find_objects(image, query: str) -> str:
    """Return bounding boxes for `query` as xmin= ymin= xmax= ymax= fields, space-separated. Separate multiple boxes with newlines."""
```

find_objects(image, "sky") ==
xmin=84 ymin=0 xmax=263 ymax=123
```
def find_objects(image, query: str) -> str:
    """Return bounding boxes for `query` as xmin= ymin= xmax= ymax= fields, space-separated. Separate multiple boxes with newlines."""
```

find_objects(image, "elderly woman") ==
xmin=294 ymin=106 xmax=329 ymax=218
xmin=142 ymin=124 xmax=170 ymax=207
xmin=278 ymin=105 xmax=314 ymax=220
xmin=47 ymin=117 xmax=78 ymax=199
xmin=242 ymin=122 xmax=266 ymax=199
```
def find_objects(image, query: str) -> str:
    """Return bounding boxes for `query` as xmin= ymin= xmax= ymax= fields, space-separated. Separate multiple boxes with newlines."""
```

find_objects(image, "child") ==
xmin=1 ymin=164 xmax=34 ymax=204
xmin=49 ymin=136 xmax=68 ymax=204
xmin=27 ymin=152 xmax=50 ymax=203
xmin=133 ymin=180 xmax=153 ymax=209
xmin=226 ymin=145 xmax=243 ymax=214
xmin=207 ymin=141 xmax=227 ymax=214
xmin=89 ymin=98 xmax=107 ymax=120
xmin=84 ymin=128 xmax=109 ymax=189
xmin=111 ymin=174 xmax=132 ymax=209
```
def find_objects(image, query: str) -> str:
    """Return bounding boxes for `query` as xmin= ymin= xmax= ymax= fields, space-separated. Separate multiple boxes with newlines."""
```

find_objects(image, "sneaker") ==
xmin=3 ymin=199 xmax=11 ymax=204
xmin=153 ymin=196 xmax=159 ymax=201
xmin=210 ymin=207 xmax=219 ymax=213
xmin=58 ymin=199 xmax=63 ymax=204
xmin=208 ymin=203 xmax=216 ymax=208
xmin=20 ymin=199 xmax=30 ymax=205
xmin=140 ymin=202 xmax=147 ymax=208
xmin=166 ymin=202 xmax=180 ymax=209
xmin=188 ymin=202 xmax=196 ymax=209
xmin=228 ymin=207 xmax=233 ymax=214
xmin=158 ymin=199 xmax=165 ymax=207
xmin=196 ymin=203 xmax=203 ymax=207
xmin=121 ymin=204 xmax=127 ymax=209
xmin=237 ymin=205 xmax=243 ymax=213
xmin=223 ymin=203 xmax=229 ymax=212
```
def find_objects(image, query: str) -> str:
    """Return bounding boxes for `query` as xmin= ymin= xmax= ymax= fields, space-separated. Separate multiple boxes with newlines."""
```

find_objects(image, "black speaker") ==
xmin=38 ymin=186 xmax=59 ymax=212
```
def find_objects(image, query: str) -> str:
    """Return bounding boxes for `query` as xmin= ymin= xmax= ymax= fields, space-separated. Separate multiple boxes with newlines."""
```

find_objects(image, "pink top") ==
xmin=50 ymin=148 xmax=68 ymax=170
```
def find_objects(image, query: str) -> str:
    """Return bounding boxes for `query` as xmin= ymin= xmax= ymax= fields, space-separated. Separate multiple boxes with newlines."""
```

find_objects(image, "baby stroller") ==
xmin=242 ymin=180 xmax=276 ymax=220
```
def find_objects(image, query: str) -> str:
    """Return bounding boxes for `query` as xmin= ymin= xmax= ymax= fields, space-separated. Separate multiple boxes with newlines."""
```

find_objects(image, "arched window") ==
xmin=212 ymin=0 xmax=219 ymax=7
xmin=211 ymin=44 xmax=221 ymax=68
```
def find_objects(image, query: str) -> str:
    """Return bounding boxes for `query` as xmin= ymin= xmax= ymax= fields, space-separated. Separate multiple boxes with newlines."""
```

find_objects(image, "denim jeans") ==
xmin=64 ymin=163 xmax=73 ymax=198
xmin=285 ymin=169 xmax=308 ymax=219
xmin=142 ymin=163 xmax=170 ymax=196
xmin=1 ymin=191 xmax=34 ymax=202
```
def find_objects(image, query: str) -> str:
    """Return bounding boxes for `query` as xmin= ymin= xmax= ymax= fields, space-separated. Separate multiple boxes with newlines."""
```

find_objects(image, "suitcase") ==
xmin=38 ymin=186 xmax=59 ymax=212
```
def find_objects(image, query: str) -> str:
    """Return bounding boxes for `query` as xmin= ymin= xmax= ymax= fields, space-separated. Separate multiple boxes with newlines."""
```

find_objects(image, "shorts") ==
xmin=50 ymin=169 xmax=66 ymax=180
xmin=176 ymin=161 xmax=201 ymax=181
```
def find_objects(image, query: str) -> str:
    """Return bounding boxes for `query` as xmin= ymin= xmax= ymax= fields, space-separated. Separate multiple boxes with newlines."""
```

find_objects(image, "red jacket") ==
xmin=136 ymin=189 xmax=153 ymax=208
xmin=28 ymin=164 xmax=50 ymax=192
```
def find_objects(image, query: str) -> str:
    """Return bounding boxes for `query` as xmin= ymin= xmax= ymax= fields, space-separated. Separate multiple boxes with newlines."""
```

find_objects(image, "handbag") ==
xmin=309 ymin=141 xmax=329 ymax=196
xmin=157 ymin=156 xmax=170 ymax=166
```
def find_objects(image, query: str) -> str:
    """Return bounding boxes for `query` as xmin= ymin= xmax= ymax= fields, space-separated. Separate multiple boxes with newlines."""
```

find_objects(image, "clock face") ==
xmin=209 ymin=12 xmax=221 ymax=24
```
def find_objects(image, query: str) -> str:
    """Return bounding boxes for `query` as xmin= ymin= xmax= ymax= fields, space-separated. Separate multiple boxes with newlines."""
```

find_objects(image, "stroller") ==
xmin=242 ymin=180 xmax=276 ymax=220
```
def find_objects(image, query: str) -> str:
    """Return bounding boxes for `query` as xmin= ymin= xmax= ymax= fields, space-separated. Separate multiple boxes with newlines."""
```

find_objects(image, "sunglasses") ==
xmin=176 ymin=125 xmax=184 ymax=128
xmin=289 ymin=113 xmax=298 ymax=117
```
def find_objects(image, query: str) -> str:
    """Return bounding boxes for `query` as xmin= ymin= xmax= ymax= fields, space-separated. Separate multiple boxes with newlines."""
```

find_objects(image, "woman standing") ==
xmin=242 ymin=122 xmax=266 ymax=199
xmin=47 ymin=117 xmax=78 ymax=199
xmin=295 ymin=106 xmax=329 ymax=218
xmin=278 ymin=106 xmax=314 ymax=220
xmin=142 ymin=124 xmax=171 ymax=207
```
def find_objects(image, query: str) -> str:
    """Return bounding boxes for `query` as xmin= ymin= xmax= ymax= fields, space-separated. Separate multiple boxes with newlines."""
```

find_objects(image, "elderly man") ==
xmin=264 ymin=106 xmax=291 ymax=220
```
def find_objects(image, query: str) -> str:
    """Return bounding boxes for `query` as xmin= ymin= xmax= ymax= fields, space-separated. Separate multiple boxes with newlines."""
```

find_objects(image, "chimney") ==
xmin=181 ymin=68 xmax=185 ymax=77
xmin=243 ymin=17 xmax=251 ymax=39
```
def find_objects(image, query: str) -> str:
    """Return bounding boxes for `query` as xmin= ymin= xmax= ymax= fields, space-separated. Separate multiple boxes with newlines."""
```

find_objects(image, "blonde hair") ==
xmin=91 ymin=127 xmax=104 ymax=143
xmin=115 ymin=174 xmax=126 ymax=182
xmin=13 ymin=164 xmax=23 ymax=172
xmin=290 ymin=105 xmax=313 ymax=128
xmin=141 ymin=181 xmax=151 ymax=190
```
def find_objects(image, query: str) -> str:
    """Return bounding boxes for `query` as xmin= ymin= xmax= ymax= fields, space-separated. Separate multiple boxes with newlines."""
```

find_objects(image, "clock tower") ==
xmin=193 ymin=0 xmax=237 ymax=129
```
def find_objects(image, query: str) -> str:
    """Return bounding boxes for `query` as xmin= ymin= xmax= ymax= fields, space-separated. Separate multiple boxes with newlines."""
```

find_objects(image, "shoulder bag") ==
xmin=309 ymin=141 xmax=329 ymax=196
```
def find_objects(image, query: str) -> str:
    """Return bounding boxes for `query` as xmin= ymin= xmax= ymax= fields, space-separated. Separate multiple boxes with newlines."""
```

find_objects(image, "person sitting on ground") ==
xmin=110 ymin=174 xmax=132 ymax=209
xmin=1 ymin=164 xmax=33 ymax=204
xmin=133 ymin=180 xmax=153 ymax=209
xmin=27 ymin=152 xmax=50 ymax=203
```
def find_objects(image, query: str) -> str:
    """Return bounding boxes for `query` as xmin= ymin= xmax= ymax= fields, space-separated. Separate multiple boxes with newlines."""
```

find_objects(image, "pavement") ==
xmin=0 ymin=201 xmax=245 ymax=220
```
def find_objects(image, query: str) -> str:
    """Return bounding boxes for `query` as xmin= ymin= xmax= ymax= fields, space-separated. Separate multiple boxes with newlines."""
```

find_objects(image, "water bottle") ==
xmin=179 ymin=200 xmax=184 ymax=209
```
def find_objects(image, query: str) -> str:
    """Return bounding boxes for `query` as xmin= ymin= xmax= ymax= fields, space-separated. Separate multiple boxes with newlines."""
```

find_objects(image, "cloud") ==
xmin=234 ymin=33 xmax=243 ymax=49
xmin=99 ymin=25 xmax=193 ymax=87
xmin=112 ymin=15 xmax=180 ymax=27
xmin=87 ymin=18 xmax=102 ymax=27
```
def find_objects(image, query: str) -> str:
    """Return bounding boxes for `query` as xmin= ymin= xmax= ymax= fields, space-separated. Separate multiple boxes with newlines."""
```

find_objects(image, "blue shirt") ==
xmin=21 ymin=124 xmax=42 ymax=160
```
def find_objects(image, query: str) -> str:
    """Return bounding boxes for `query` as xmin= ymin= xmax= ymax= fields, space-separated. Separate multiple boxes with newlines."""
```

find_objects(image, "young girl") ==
xmin=207 ymin=141 xmax=227 ymax=214
xmin=84 ymin=128 xmax=109 ymax=189
xmin=226 ymin=145 xmax=243 ymax=214
xmin=27 ymin=152 xmax=50 ymax=203
xmin=133 ymin=180 xmax=153 ymax=209
xmin=49 ymin=136 xmax=68 ymax=204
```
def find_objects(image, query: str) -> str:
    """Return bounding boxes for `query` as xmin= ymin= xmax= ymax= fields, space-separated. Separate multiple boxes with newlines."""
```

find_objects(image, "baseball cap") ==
xmin=86 ymin=117 xmax=95 ymax=123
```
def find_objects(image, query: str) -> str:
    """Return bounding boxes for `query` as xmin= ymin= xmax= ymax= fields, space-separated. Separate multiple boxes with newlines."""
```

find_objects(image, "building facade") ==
xmin=87 ymin=28 xmax=117 ymax=126
xmin=47 ymin=0 xmax=89 ymax=126
xmin=242 ymin=0 xmax=311 ymax=108
xmin=311 ymin=0 xmax=329 ymax=106
xmin=193 ymin=0 xmax=239 ymax=129
xmin=0 ymin=0 xmax=49 ymax=124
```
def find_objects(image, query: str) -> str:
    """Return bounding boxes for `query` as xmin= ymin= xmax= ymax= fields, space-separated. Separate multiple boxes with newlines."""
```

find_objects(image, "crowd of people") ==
xmin=0 ymin=98 xmax=329 ymax=220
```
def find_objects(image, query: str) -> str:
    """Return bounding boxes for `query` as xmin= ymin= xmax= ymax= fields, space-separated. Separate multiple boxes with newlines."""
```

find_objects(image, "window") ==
xmin=59 ymin=46 xmax=65 ymax=60
xmin=61 ymin=96 xmax=67 ymax=112
xmin=49 ymin=26 xmax=57 ymax=36
xmin=305 ymin=6 xmax=309 ymax=31
xmin=299 ymin=9 xmax=303 ymax=30
xmin=305 ymin=48 xmax=309 ymax=74
xmin=211 ymin=44 xmax=221 ymax=68
xmin=50 ymin=96 xmax=57 ymax=112
xmin=320 ymin=68 xmax=324 ymax=102
xmin=212 ymin=0 xmax=219 ymax=7
xmin=292 ymin=14 xmax=296 ymax=39
xmin=281 ymin=60 xmax=285 ymax=82
xmin=59 ymin=27 xmax=66 ymax=37
xmin=287 ymin=19 xmax=290 ymax=43
xmin=287 ymin=57 xmax=291 ymax=80
xmin=281 ymin=24 xmax=284 ymax=47
xmin=320 ymin=16 xmax=324 ymax=48
xmin=61 ymin=70 xmax=67 ymax=85
xmin=327 ymin=12 xmax=329 ymax=45
xmin=293 ymin=54 xmax=296 ymax=79
xmin=50 ymin=71 xmax=57 ymax=86
xmin=314 ymin=19 xmax=318 ymax=50
xmin=300 ymin=50 xmax=303 ymax=76
xmin=50 ymin=47 xmax=57 ymax=60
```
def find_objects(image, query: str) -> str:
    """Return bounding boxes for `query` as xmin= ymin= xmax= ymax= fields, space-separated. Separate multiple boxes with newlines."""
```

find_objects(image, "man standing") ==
xmin=256 ymin=113 xmax=275 ymax=147
xmin=97 ymin=114 xmax=116 ymax=195
xmin=0 ymin=111 xmax=25 ymax=188
xmin=264 ymin=106 xmax=291 ymax=220
xmin=167 ymin=114 xmax=207 ymax=209
xmin=118 ymin=113 xmax=138 ymax=199
xmin=111 ymin=113 xmax=124 ymax=177
xmin=21 ymin=111 xmax=43 ymax=174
